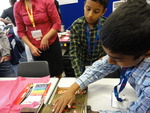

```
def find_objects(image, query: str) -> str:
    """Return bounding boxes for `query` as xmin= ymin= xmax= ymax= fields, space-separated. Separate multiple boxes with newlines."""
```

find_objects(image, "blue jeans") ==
xmin=0 ymin=60 xmax=16 ymax=77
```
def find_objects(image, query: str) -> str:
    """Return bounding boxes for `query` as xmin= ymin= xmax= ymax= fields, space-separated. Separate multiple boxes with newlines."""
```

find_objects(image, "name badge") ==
xmin=31 ymin=30 xmax=43 ymax=41
xmin=111 ymin=91 xmax=129 ymax=109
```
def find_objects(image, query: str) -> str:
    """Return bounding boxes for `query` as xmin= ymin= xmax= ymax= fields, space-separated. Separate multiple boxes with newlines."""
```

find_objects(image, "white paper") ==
xmin=57 ymin=0 xmax=78 ymax=5
xmin=111 ymin=91 xmax=129 ymax=110
xmin=113 ymin=1 xmax=125 ymax=12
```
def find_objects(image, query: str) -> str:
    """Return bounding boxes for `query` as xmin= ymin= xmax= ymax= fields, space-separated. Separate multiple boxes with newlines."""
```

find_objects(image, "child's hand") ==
xmin=52 ymin=90 xmax=75 ymax=113
xmin=75 ymin=89 xmax=87 ymax=95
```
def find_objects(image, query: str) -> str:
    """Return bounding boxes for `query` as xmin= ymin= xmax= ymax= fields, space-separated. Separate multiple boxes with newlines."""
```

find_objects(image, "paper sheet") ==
xmin=57 ymin=0 xmax=78 ymax=5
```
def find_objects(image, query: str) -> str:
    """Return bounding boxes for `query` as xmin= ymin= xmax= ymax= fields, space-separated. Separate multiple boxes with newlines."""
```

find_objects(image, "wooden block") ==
xmin=38 ymin=87 xmax=88 ymax=113
xmin=20 ymin=107 xmax=37 ymax=113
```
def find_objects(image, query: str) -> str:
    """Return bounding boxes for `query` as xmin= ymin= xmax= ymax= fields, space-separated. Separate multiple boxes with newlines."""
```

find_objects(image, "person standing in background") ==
xmin=0 ymin=0 xmax=25 ymax=66
xmin=14 ymin=0 xmax=64 ymax=78
xmin=69 ymin=0 xmax=108 ymax=77
xmin=0 ymin=24 xmax=16 ymax=77
xmin=0 ymin=0 xmax=17 ymax=26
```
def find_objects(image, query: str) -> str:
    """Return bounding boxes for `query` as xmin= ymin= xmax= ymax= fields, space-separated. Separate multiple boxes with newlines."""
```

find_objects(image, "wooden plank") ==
xmin=39 ymin=87 xmax=88 ymax=113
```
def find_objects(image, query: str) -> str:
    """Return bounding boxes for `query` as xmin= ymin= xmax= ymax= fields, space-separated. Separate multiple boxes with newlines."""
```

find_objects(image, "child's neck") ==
xmin=87 ymin=23 xmax=97 ymax=29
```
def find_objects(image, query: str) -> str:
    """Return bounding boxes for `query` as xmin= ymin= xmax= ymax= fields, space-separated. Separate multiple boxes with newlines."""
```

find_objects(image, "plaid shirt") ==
xmin=69 ymin=16 xmax=106 ymax=77
xmin=76 ymin=55 xmax=150 ymax=113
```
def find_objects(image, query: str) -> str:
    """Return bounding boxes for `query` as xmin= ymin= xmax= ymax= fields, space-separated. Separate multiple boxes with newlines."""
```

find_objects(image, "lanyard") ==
xmin=25 ymin=0 xmax=36 ymax=28
xmin=114 ymin=67 xmax=132 ymax=102
xmin=86 ymin=21 xmax=101 ymax=58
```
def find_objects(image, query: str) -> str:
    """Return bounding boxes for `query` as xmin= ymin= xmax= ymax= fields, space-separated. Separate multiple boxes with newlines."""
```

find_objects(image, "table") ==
xmin=0 ymin=77 xmax=137 ymax=112
xmin=88 ymin=78 xmax=137 ymax=111
xmin=0 ymin=77 xmax=59 ymax=104
xmin=48 ymin=77 xmax=137 ymax=111
xmin=48 ymin=77 xmax=76 ymax=104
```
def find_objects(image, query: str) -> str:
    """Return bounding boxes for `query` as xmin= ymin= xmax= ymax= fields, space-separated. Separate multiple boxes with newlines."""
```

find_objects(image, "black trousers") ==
xmin=33 ymin=37 xmax=64 ymax=77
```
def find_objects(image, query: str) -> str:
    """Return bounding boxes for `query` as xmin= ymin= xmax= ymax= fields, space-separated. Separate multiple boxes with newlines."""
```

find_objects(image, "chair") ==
xmin=18 ymin=61 xmax=50 ymax=77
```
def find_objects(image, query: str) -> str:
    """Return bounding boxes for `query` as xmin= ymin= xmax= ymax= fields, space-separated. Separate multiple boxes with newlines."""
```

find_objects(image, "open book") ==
xmin=14 ymin=83 xmax=51 ymax=105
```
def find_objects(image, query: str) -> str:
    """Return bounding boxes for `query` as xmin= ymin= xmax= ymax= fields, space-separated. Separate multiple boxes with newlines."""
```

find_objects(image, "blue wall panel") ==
xmin=59 ymin=0 xmax=118 ymax=30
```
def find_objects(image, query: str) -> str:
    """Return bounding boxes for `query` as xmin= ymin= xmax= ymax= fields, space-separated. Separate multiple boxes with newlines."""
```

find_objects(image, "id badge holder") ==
xmin=111 ymin=91 xmax=129 ymax=110
xmin=31 ymin=29 xmax=43 ymax=41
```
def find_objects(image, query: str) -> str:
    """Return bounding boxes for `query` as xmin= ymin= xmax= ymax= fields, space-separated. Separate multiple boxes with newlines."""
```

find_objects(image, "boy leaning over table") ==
xmin=52 ymin=0 xmax=150 ymax=113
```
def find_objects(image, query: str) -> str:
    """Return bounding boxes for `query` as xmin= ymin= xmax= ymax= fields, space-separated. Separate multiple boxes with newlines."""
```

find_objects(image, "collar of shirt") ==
xmin=76 ymin=16 xmax=103 ymax=30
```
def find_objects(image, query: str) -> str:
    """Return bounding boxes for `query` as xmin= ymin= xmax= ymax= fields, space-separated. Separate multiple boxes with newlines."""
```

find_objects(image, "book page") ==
xmin=20 ymin=83 xmax=51 ymax=105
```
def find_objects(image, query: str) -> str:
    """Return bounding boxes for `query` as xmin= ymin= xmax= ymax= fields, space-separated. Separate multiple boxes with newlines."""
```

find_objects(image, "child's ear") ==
xmin=144 ymin=50 xmax=150 ymax=57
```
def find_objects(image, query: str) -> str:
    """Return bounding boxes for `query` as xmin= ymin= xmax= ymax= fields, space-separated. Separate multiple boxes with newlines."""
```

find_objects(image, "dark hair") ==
xmin=100 ymin=0 xmax=150 ymax=59
xmin=9 ymin=0 xmax=17 ymax=6
xmin=86 ymin=0 xmax=109 ymax=9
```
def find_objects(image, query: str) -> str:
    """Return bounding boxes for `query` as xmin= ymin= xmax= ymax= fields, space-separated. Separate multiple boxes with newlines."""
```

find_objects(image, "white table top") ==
xmin=57 ymin=77 xmax=76 ymax=87
xmin=56 ymin=77 xmax=137 ymax=111
xmin=87 ymin=78 xmax=137 ymax=111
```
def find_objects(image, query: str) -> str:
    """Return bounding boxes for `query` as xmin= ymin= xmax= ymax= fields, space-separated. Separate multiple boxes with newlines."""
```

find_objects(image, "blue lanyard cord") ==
xmin=86 ymin=21 xmax=101 ymax=57
xmin=114 ymin=67 xmax=132 ymax=102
